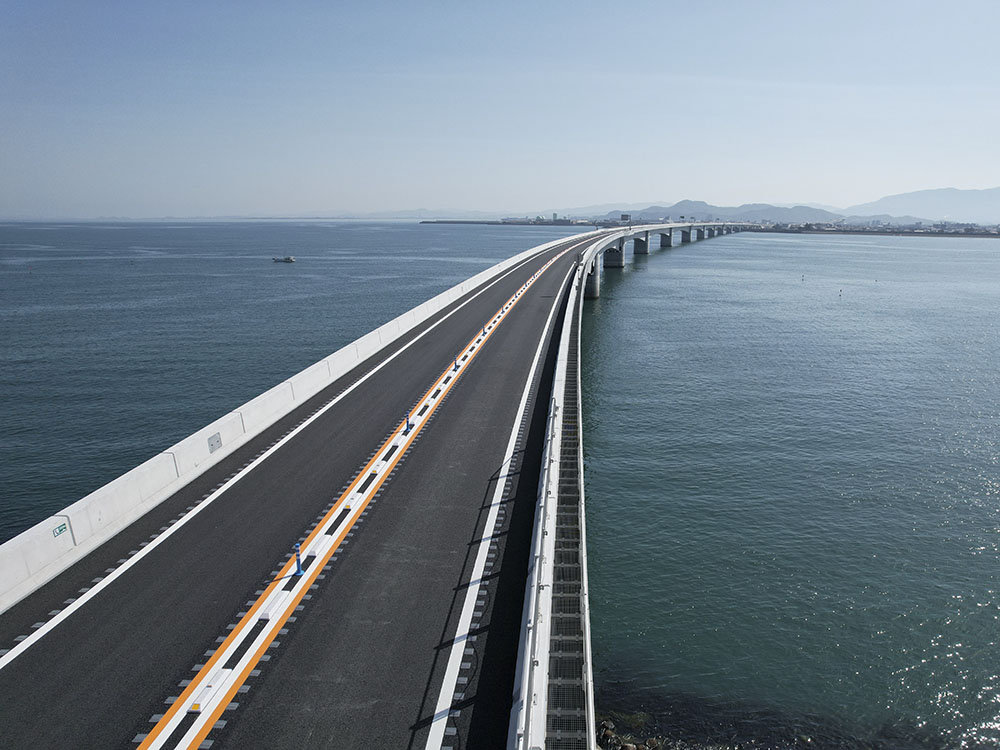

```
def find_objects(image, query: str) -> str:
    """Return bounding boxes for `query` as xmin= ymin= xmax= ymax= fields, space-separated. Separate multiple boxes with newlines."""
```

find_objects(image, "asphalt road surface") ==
xmin=0 ymin=231 xmax=601 ymax=749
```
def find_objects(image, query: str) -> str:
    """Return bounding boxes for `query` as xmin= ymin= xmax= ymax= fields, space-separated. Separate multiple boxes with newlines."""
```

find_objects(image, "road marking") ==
xmin=422 ymin=259 xmax=578 ymax=750
xmin=0 ymin=236 xmax=589 ymax=674
xmin=139 ymin=239 xmax=591 ymax=749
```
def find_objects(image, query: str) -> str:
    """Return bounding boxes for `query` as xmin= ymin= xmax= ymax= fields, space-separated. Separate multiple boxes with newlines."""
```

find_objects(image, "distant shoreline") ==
xmin=755 ymin=228 xmax=1000 ymax=239
xmin=421 ymin=221 xmax=1000 ymax=238
xmin=419 ymin=219 xmax=589 ymax=227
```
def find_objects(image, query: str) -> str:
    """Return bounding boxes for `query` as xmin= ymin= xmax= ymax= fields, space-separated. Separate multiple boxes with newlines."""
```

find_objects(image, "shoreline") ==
xmin=420 ymin=221 xmax=1000 ymax=238
xmin=753 ymin=228 xmax=1000 ymax=238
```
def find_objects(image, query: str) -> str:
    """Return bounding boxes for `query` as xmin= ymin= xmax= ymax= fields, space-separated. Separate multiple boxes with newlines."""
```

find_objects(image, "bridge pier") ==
xmin=696 ymin=228 xmax=705 ymax=241
xmin=659 ymin=231 xmax=672 ymax=248
xmin=633 ymin=231 xmax=649 ymax=255
xmin=681 ymin=229 xmax=691 ymax=243
xmin=707 ymin=228 xmax=716 ymax=238
xmin=584 ymin=258 xmax=602 ymax=298
xmin=603 ymin=239 xmax=625 ymax=268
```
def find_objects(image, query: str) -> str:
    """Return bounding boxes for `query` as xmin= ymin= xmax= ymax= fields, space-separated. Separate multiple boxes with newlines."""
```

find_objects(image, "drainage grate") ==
xmin=548 ymin=713 xmax=588 ymax=733
xmin=544 ymin=287 xmax=593 ymax=749
xmin=550 ymin=616 xmax=583 ymax=637
xmin=549 ymin=654 xmax=584 ymax=679
xmin=548 ymin=682 xmax=586 ymax=711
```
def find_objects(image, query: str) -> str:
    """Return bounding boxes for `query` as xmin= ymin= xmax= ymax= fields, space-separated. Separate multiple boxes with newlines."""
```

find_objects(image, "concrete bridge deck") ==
xmin=0 ymin=224 xmax=742 ymax=749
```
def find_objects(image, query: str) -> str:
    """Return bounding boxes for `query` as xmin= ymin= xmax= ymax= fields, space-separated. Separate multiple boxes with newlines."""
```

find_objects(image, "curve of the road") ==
xmin=0 ymin=231 xmax=603 ymax=749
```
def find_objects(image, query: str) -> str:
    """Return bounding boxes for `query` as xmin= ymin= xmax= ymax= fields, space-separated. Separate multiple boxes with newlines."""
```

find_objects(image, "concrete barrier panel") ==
xmin=238 ymin=382 xmax=295 ymax=434
xmin=0 ymin=229 xmax=606 ymax=614
xmin=12 ymin=516 xmax=77 ymax=577
xmin=324 ymin=346 xmax=359 ymax=380
xmin=287 ymin=360 xmax=332 ymax=403
xmin=0 ymin=542 xmax=30 ymax=590
xmin=132 ymin=452 xmax=181 ymax=502
xmin=68 ymin=452 xmax=179 ymax=542
xmin=78 ymin=480 xmax=131 ymax=540
xmin=353 ymin=330 xmax=382 ymax=362
xmin=168 ymin=411 xmax=246 ymax=477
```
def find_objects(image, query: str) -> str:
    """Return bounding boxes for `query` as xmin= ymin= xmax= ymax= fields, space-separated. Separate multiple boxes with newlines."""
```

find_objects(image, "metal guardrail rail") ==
xmin=511 ymin=224 xmax=746 ymax=750
xmin=508 ymin=252 xmax=595 ymax=750
xmin=544 ymin=264 xmax=595 ymax=749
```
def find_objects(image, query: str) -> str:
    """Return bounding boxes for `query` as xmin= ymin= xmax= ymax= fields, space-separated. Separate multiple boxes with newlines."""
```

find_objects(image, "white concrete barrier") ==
xmin=510 ymin=222 xmax=713 ymax=747
xmin=168 ymin=411 xmax=247 ymax=478
xmin=0 ymin=229 xmax=600 ymax=614
xmin=0 ymin=516 xmax=75 ymax=591
xmin=237 ymin=383 xmax=296 ymax=435
xmin=287 ymin=360 xmax=333 ymax=403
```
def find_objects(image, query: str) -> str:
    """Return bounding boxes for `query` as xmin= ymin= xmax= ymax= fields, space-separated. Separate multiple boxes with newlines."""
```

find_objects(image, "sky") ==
xmin=1 ymin=0 xmax=998 ymax=218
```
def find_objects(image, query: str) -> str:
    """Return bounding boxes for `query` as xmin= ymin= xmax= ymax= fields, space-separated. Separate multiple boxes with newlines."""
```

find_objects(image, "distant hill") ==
xmin=311 ymin=187 xmax=999 ymax=225
xmin=601 ymin=200 xmax=842 ymax=224
xmin=845 ymin=187 xmax=1000 ymax=224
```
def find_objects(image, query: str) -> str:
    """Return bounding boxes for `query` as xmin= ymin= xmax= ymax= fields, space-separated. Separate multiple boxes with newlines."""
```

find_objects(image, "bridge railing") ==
xmin=510 ymin=223 xmax=738 ymax=748
xmin=0 ymin=231 xmax=601 ymax=615
xmin=509 ymin=237 xmax=598 ymax=749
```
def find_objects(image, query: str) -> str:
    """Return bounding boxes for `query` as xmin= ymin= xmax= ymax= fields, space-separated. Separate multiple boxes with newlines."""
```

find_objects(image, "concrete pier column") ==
xmin=707 ymin=228 xmax=716 ymax=238
xmin=584 ymin=258 xmax=602 ymax=298
xmin=634 ymin=231 xmax=650 ymax=255
xmin=681 ymin=229 xmax=692 ymax=243
xmin=603 ymin=239 xmax=625 ymax=268
xmin=659 ymin=231 xmax=673 ymax=248
xmin=696 ymin=228 xmax=705 ymax=241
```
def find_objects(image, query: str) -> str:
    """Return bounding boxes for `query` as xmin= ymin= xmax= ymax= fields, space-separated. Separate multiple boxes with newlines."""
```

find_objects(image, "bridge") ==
xmin=0 ymin=222 xmax=745 ymax=749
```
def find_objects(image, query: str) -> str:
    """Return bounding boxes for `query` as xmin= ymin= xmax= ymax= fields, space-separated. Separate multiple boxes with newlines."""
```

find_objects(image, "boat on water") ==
xmin=272 ymin=256 xmax=295 ymax=263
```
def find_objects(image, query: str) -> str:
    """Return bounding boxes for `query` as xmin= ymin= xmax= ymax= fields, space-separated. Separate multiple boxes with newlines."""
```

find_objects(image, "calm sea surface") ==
xmin=583 ymin=232 xmax=1000 ymax=748
xmin=2 ymin=224 xmax=998 ymax=747
xmin=0 ymin=221 xmax=580 ymax=541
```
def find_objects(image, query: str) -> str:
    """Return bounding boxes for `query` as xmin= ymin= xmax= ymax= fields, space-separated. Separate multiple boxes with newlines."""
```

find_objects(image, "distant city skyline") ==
xmin=2 ymin=1 xmax=998 ymax=219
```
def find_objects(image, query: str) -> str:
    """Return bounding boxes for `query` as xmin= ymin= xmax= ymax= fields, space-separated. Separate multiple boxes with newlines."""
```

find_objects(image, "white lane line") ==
xmin=143 ymin=242 xmax=587 ymax=750
xmin=0 ymin=240 xmax=574 ymax=673
xmin=422 ymin=261 xmax=578 ymax=749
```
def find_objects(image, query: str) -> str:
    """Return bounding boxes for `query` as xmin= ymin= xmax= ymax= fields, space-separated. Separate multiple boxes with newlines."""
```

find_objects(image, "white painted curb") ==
xmin=0 ymin=230 xmax=601 ymax=615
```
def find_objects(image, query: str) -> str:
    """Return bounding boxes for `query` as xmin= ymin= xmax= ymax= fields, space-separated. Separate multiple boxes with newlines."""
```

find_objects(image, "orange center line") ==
xmin=140 ymin=237 xmax=586 ymax=749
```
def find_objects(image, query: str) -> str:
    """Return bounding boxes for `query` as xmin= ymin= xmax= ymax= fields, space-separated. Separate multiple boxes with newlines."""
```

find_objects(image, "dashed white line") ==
xmin=0 ymin=241 xmax=568 ymax=673
xmin=422 ymin=260 xmax=578 ymax=749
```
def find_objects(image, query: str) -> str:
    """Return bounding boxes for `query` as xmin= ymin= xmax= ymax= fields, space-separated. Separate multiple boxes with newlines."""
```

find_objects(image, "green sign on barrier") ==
xmin=53 ymin=523 xmax=68 ymax=538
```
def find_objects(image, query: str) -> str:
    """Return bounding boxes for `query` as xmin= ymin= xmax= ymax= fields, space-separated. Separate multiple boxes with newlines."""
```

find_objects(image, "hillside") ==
xmin=845 ymin=187 xmax=1000 ymax=224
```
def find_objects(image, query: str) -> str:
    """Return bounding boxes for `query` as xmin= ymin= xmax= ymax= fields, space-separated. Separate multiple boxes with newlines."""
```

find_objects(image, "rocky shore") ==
xmin=597 ymin=718 xmax=666 ymax=750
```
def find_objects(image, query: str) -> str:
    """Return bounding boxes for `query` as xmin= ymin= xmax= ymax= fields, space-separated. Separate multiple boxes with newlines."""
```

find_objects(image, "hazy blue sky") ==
xmin=2 ymin=0 xmax=998 ymax=218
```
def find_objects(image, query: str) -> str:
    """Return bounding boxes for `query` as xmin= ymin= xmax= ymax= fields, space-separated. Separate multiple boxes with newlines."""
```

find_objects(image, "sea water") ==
xmin=3 ymin=224 xmax=998 ymax=746
xmin=583 ymin=232 xmax=1000 ymax=748
xmin=0 ymin=220 xmax=580 ymax=541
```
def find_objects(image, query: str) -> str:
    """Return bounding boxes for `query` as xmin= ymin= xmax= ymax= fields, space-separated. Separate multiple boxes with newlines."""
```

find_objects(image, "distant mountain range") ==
xmin=592 ymin=187 xmax=999 ymax=225
xmin=331 ymin=187 xmax=998 ymax=225
xmin=598 ymin=200 xmax=844 ymax=224
xmin=843 ymin=187 xmax=1000 ymax=225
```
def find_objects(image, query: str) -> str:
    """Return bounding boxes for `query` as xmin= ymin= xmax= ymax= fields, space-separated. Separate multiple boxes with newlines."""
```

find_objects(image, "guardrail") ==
xmin=509 ymin=238 xmax=595 ymax=749
xmin=0 ymin=230 xmax=601 ymax=615
xmin=509 ymin=223 xmax=738 ymax=749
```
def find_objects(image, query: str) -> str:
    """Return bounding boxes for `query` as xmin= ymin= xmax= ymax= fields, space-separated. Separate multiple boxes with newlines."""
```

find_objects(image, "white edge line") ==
xmin=147 ymin=241 xmax=590 ymax=748
xmin=0 ymin=240 xmax=571 ymax=673
xmin=422 ymin=260 xmax=578 ymax=749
